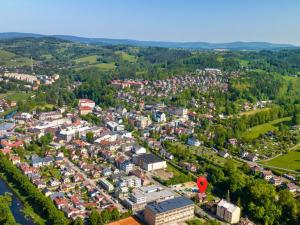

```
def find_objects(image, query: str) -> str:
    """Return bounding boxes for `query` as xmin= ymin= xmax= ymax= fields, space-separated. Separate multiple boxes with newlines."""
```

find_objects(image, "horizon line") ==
xmin=0 ymin=31 xmax=298 ymax=46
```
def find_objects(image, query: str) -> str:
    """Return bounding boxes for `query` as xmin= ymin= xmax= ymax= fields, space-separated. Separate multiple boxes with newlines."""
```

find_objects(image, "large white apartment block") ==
xmin=216 ymin=199 xmax=241 ymax=224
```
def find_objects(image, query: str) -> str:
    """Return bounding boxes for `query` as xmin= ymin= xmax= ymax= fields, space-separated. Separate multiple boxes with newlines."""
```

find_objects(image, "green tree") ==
xmin=86 ymin=132 xmax=94 ymax=143
xmin=111 ymin=208 xmax=120 ymax=221
xmin=278 ymin=190 xmax=299 ymax=225
xmin=100 ymin=209 xmax=111 ymax=224
xmin=89 ymin=210 xmax=102 ymax=225
xmin=214 ymin=125 xmax=227 ymax=147
xmin=72 ymin=218 xmax=84 ymax=225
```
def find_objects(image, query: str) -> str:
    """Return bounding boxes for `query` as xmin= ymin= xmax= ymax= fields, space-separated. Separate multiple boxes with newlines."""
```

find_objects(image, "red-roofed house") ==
xmin=1 ymin=148 xmax=11 ymax=155
xmin=1 ymin=140 xmax=23 ymax=148
xmin=78 ymin=99 xmax=95 ymax=109
xmin=10 ymin=155 xmax=20 ymax=164
xmin=54 ymin=197 xmax=68 ymax=209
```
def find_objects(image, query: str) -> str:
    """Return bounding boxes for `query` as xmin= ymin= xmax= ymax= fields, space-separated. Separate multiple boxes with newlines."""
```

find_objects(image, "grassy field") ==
xmin=262 ymin=149 xmax=300 ymax=171
xmin=74 ymin=62 xmax=116 ymax=71
xmin=238 ymin=59 xmax=249 ymax=66
xmin=239 ymin=108 xmax=270 ymax=116
xmin=241 ymin=117 xmax=291 ymax=140
xmin=91 ymin=62 xmax=116 ymax=70
xmin=116 ymin=51 xmax=137 ymax=62
xmin=5 ymin=91 xmax=34 ymax=101
xmin=74 ymin=55 xmax=98 ymax=64
xmin=0 ymin=49 xmax=31 ymax=67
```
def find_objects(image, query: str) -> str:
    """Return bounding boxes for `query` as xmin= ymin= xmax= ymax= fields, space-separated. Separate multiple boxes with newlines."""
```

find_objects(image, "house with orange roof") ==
xmin=53 ymin=197 xmax=68 ymax=209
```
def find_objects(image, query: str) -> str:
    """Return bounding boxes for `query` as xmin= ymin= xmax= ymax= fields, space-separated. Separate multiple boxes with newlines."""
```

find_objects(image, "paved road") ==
xmin=64 ymin=158 xmax=126 ymax=212
xmin=257 ymin=163 xmax=300 ymax=174
xmin=233 ymin=155 xmax=300 ymax=174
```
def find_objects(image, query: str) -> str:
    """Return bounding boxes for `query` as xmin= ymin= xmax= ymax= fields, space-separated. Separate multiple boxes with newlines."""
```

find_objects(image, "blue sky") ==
xmin=0 ymin=0 xmax=299 ymax=45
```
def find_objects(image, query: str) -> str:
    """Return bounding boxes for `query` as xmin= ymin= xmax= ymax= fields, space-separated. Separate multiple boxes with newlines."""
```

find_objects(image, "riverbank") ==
xmin=0 ymin=173 xmax=46 ymax=225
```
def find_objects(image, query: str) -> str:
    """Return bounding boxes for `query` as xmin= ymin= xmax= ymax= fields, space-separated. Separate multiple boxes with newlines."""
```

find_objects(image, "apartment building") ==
xmin=99 ymin=178 xmax=114 ymax=191
xmin=216 ymin=199 xmax=241 ymax=224
xmin=116 ymin=175 xmax=141 ymax=188
xmin=144 ymin=196 xmax=194 ymax=225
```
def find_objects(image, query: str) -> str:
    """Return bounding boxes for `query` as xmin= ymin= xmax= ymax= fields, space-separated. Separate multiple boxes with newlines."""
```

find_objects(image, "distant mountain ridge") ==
xmin=0 ymin=32 xmax=298 ymax=50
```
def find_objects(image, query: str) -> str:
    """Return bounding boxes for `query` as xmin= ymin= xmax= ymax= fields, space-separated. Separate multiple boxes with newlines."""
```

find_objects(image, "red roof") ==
xmin=70 ymin=195 xmax=80 ymax=205
xmin=54 ymin=197 xmax=68 ymax=206
xmin=79 ymin=99 xmax=95 ymax=103
xmin=79 ymin=106 xmax=93 ymax=111
xmin=1 ymin=148 xmax=11 ymax=155
xmin=1 ymin=140 xmax=23 ymax=148
xmin=73 ymin=139 xmax=86 ymax=147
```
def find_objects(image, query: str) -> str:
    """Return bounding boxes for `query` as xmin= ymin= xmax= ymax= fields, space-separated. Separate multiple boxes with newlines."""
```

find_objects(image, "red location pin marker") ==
xmin=197 ymin=176 xmax=208 ymax=193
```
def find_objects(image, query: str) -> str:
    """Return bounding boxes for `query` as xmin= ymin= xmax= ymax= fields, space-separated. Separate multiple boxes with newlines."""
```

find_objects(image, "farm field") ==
xmin=262 ymin=149 xmax=300 ymax=171
xmin=241 ymin=117 xmax=291 ymax=140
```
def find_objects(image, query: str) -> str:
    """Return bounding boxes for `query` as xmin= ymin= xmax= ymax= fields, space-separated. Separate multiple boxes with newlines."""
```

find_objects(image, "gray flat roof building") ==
xmin=146 ymin=196 xmax=193 ymax=214
xmin=144 ymin=196 xmax=194 ymax=225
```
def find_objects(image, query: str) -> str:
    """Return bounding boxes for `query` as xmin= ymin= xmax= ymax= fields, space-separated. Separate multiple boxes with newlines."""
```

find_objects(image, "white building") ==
xmin=99 ymin=178 xmax=114 ymax=191
xmin=132 ymin=145 xmax=147 ymax=155
xmin=133 ymin=153 xmax=167 ymax=171
xmin=187 ymin=137 xmax=201 ymax=147
xmin=216 ymin=199 xmax=241 ymax=224
xmin=153 ymin=111 xmax=166 ymax=123
xmin=117 ymin=175 xmax=141 ymax=188
xmin=107 ymin=121 xmax=119 ymax=131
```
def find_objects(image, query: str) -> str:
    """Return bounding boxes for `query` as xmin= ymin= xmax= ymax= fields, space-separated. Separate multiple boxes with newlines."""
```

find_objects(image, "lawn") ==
xmin=241 ymin=117 xmax=291 ymax=140
xmin=262 ymin=149 xmax=300 ymax=171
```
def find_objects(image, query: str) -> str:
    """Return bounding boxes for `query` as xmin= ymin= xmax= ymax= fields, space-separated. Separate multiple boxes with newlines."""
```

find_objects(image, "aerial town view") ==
xmin=0 ymin=1 xmax=299 ymax=225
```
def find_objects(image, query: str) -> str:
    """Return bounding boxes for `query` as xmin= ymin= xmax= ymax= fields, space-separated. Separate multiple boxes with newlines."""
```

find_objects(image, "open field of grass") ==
xmin=92 ymin=62 xmax=116 ymax=70
xmin=0 ymin=49 xmax=31 ymax=67
xmin=238 ymin=59 xmax=249 ymax=66
xmin=239 ymin=107 xmax=270 ymax=116
xmin=74 ymin=55 xmax=98 ymax=64
xmin=241 ymin=117 xmax=292 ymax=140
xmin=74 ymin=62 xmax=116 ymax=71
xmin=116 ymin=51 xmax=137 ymax=62
xmin=262 ymin=149 xmax=300 ymax=171
xmin=5 ymin=91 xmax=34 ymax=101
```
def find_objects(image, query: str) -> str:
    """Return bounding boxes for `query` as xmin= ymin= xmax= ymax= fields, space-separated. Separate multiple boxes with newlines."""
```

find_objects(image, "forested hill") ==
xmin=0 ymin=32 xmax=298 ymax=50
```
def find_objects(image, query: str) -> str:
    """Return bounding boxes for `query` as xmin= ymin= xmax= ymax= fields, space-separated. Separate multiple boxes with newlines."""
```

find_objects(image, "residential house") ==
xmin=187 ymin=137 xmax=201 ymax=147
xmin=153 ymin=111 xmax=166 ymax=123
